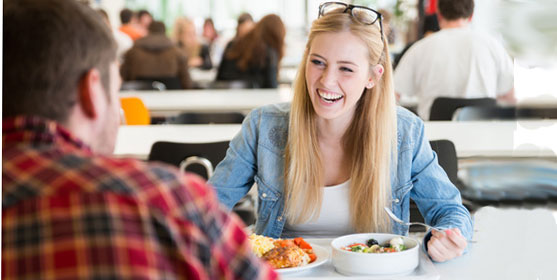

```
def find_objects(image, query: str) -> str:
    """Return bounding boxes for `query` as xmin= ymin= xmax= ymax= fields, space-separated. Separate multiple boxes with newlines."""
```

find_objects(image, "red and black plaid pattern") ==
xmin=2 ymin=116 xmax=278 ymax=280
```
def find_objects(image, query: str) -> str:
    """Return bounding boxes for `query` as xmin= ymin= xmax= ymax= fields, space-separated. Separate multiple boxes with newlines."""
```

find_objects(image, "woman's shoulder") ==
xmin=396 ymin=106 xmax=424 ymax=147
xmin=396 ymin=106 xmax=422 ymax=126
xmin=250 ymin=102 xmax=290 ymax=119
xmin=246 ymin=103 xmax=290 ymax=151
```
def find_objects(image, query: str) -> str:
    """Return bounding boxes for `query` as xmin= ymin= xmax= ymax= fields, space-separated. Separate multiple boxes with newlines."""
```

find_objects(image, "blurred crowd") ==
xmin=99 ymin=0 xmax=519 ymax=121
xmin=98 ymin=8 xmax=286 ymax=90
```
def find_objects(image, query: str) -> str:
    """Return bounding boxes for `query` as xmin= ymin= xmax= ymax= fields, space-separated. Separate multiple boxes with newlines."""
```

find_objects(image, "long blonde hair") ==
xmin=172 ymin=17 xmax=200 ymax=59
xmin=284 ymin=13 xmax=397 ymax=233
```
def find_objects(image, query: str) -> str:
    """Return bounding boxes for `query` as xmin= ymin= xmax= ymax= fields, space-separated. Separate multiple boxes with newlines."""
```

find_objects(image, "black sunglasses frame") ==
xmin=318 ymin=1 xmax=384 ymax=41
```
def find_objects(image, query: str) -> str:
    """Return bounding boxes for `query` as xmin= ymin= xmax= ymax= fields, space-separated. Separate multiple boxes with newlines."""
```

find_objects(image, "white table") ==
xmin=119 ymin=88 xmax=292 ymax=116
xmin=283 ymin=207 xmax=557 ymax=280
xmin=113 ymin=121 xmax=557 ymax=159
xmin=431 ymin=207 xmax=557 ymax=280
xmin=114 ymin=124 xmax=241 ymax=159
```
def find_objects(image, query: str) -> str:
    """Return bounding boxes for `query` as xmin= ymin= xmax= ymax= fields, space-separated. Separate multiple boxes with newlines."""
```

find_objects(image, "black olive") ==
xmin=366 ymin=238 xmax=379 ymax=247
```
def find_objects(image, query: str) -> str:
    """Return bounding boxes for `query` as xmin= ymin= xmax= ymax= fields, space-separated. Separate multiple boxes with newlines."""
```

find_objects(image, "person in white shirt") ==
xmin=394 ymin=0 xmax=515 ymax=120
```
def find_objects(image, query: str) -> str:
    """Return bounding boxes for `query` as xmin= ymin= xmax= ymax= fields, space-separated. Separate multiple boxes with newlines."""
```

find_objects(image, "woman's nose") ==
xmin=320 ymin=67 xmax=336 ymax=87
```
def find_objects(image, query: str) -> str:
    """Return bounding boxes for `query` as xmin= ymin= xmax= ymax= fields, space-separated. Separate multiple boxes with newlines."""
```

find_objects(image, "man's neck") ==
xmin=439 ymin=18 xmax=470 ymax=30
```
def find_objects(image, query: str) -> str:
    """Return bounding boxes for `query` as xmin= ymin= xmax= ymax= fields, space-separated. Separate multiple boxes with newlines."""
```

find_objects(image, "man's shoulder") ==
xmin=89 ymin=155 xmax=214 ymax=211
xmin=91 ymin=155 xmax=195 ymax=191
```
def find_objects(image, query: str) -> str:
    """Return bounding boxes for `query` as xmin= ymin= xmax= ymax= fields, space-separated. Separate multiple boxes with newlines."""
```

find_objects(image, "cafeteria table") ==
xmin=119 ymin=88 xmax=293 ymax=117
xmin=114 ymin=121 xmax=557 ymax=160
xmin=282 ymin=207 xmax=557 ymax=280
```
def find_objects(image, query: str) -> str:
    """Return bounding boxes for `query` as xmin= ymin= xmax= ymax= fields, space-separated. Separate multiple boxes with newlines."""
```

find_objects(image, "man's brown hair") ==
xmin=3 ymin=0 xmax=117 ymax=123
xmin=148 ymin=21 xmax=167 ymax=35
xmin=437 ymin=0 xmax=474 ymax=21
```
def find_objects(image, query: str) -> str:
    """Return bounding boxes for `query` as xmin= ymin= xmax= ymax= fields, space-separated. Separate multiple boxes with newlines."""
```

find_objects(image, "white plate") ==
xmin=275 ymin=244 xmax=330 ymax=275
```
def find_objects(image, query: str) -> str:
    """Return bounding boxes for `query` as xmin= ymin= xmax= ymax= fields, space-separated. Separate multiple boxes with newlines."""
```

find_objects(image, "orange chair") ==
xmin=120 ymin=97 xmax=151 ymax=125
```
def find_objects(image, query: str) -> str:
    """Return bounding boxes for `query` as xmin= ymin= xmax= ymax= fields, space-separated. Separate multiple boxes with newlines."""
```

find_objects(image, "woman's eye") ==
xmin=340 ymin=67 xmax=353 ymax=73
xmin=311 ymin=59 xmax=325 ymax=67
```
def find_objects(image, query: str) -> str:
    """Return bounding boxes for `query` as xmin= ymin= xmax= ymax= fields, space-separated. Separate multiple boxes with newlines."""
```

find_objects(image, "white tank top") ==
xmin=282 ymin=180 xmax=354 ymax=238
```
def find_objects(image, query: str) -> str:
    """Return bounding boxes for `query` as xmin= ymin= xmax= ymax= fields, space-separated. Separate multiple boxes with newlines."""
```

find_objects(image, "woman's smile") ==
xmin=317 ymin=88 xmax=344 ymax=104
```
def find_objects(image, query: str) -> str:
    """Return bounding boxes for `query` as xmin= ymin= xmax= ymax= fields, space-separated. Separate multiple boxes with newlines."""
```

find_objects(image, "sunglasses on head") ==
xmin=318 ymin=2 xmax=384 ymax=40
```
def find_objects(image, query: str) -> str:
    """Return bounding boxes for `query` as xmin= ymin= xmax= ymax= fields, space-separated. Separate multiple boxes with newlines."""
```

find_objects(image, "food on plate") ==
xmin=248 ymin=234 xmax=316 ymax=269
xmin=263 ymin=245 xmax=310 ymax=269
xmin=249 ymin=234 xmax=275 ymax=257
xmin=342 ymin=237 xmax=407 ymax=253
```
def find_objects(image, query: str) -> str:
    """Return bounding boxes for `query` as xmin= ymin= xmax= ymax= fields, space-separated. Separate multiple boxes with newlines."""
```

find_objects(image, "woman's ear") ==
xmin=366 ymin=64 xmax=384 ymax=89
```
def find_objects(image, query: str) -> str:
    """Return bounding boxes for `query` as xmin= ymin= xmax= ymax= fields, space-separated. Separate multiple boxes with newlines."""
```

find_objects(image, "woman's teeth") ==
xmin=318 ymin=90 xmax=343 ymax=103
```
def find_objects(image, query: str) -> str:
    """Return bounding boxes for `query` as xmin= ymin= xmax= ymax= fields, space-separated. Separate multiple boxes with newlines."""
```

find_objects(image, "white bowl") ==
xmin=331 ymin=233 xmax=420 ymax=276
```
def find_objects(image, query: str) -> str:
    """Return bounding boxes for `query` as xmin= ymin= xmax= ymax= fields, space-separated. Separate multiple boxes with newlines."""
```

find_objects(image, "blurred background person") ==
xmin=202 ymin=17 xmax=229 ymax=68
xmin=216 ymin=14 xmax=285 ymax=88
xmin=173 ymin=17 xmax=213 ymax=70
xmin=202 ymin=18 xmax=219 ymax=46
xmin=121 ymin=21 xmax=192 ymax=89
xmin=394 ymin=0 xmax=515 ymax=120
xmin=119 ymin=8 xmax=142 ymax=41
xmin=393 ymin=14 xmax=440 ymax=69
xmin=216 ymin=12 xmax=256 ymax=69
xmin=236 ymin=12 xmax=255 ymax=39
xmin=97 ymin=8 xmax=132 ymax=62
xmin=136 ymin=9 xmax=153 ymax=37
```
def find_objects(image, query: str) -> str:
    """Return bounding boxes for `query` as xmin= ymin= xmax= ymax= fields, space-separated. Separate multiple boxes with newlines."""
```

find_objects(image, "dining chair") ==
xmin=168 ymin=112 xmax=245 ymax=125
xmin=136 ymin=76 xmax=182 ymax=90
xmin=429 ymin=97 xmax=497 ymax=121
xmin=120 ymin=97 xmax=151 ymax=125
xmin=455 ymin=106 xmax=557 ymax=121
xmin=206 ymin=80 xmax=253 ymax=89
xmin=120 ymin=80 xmax=166 ymax=91
xmin=147 ymin=141 xmax=256 ymax=225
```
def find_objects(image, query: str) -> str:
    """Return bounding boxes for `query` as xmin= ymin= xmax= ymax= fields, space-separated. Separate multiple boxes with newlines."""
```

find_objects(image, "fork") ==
xmin=384 ymin=207 xmax=445 ymax=232
xmin=384 ymin=207 xmax=477 ymax=243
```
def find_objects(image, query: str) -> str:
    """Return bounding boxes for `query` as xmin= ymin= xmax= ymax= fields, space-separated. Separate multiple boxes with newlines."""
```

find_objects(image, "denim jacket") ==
xmin=209 ymin=103 xmax=473 ymax=241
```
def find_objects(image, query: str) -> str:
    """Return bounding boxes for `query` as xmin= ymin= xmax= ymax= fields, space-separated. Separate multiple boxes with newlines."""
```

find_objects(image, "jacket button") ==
xmin=277 ymin=216 xmax=283 ymax=221
xmin=262 ymin=193 xmax=267 ymax=198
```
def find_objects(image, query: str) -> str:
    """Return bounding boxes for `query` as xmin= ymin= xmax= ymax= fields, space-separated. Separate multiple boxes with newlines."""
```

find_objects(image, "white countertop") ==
xmin=113 ymin=121 xmax=557 ymax=159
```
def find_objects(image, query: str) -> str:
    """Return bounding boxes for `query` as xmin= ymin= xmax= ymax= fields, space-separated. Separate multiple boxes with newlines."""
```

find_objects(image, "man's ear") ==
xmin=78 ymin=68 xmax=103 ymax=119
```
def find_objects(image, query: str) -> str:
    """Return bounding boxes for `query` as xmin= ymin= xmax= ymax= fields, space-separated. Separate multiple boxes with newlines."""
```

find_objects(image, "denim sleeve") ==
xmin=208 ymin=109 xmax=260 ymax=210
xmin=408 ymin=119 xmax=474 ymax=243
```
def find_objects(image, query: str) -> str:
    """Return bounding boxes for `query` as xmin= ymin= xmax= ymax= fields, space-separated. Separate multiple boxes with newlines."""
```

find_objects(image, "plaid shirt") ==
xmin=2 ymin=116 xmax=278 ymax=280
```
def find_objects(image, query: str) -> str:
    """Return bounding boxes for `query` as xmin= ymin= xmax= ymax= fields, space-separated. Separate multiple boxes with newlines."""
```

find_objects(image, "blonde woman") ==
xmin=209 ymin=2 xmax=472 ymax=262
xmin=172 ymin=17 xmax=212 ymax=69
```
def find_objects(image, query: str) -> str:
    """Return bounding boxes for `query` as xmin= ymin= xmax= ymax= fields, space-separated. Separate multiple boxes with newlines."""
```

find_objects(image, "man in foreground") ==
xmin=2 ymin=1 xmax=276 ymax=279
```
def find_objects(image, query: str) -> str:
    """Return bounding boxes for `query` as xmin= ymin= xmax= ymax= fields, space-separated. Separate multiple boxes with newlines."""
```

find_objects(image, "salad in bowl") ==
xmin=331 ymin=233 xmax=420 ymax=276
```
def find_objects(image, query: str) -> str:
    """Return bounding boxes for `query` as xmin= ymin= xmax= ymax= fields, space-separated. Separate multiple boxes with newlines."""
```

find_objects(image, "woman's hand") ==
xmin=427 ymin=228 xmax=467 ymax=262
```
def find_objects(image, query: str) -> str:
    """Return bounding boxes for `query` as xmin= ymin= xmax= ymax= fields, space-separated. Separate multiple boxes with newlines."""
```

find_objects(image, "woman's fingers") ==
xmin=427 ymin=228 xmax=466 ymax=262
xmin=446 ymin=229 xmax=467 ymax=252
